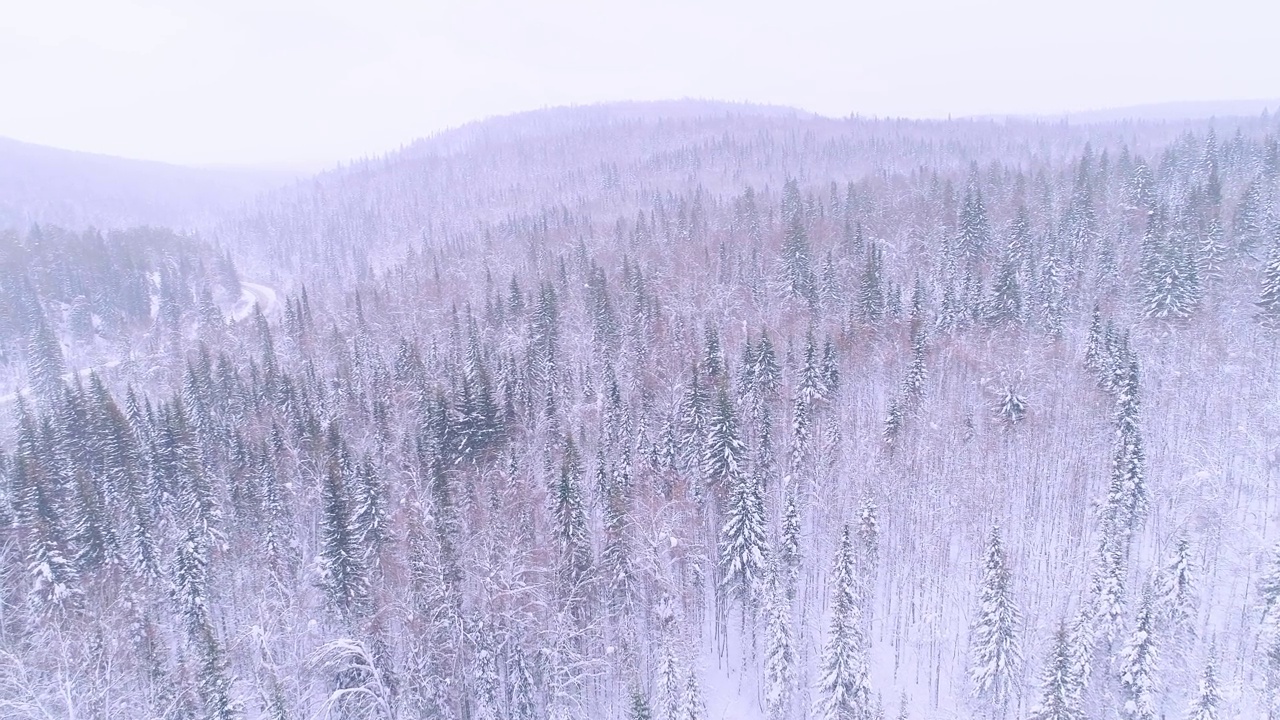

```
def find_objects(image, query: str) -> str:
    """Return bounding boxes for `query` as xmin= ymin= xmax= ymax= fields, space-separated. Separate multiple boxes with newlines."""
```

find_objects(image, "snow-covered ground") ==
xmin=0 ymin=281 xmax=275 ymax=406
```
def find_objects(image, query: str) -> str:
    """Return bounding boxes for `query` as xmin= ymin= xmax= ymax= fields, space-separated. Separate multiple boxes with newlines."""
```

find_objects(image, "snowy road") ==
xmin=1 ymin=280 xmax=277 ymax=406
xmin=230 ymin=280 xmax=280 ymax=322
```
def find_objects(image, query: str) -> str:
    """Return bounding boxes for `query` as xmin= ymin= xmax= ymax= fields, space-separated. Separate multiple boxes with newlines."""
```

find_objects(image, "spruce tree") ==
xmin=815 ymin=526 xmax=873 ymax=720
xmin=1117 ymin=587 xmax=1159 ymax=720
xmin=703 ymin=385 xmax=746 ymax=495
xmin=764 ymin=568 xmax=797 ymax=720
xmin=552 ymin=438 xmax=593 ymax=595
xmin=1104 ymin=357 xmax=1147 ymax=549
xmin=679 ymin=365 xmax=710 ymax=477
xmin=958 ymin=176 xmax=991 ymax=262
xmin=779 ymin=488 xmax=802 ymax=595
xmin=859 ymin=243 xmax=886 ymax=324
xmin=1029 ymin=621 xmax=1084 ymax=720
xmin=316 ymin=423 xmax=368 ymax=617
xmin=601 ymin=455 xmax=636 ymax=612
xmin=856 ymin=497 xmax=879 ymax=607
xmin=657 ymin=642 xmax=681 ymax=720
xmin=1084 ymin=306 xmax=1105 ymax=375
xmin=630 ymin=690 xmax=654 ymax=720
xmin=1258 ymin=239 xmax=1280 ymax=326
xmin=1185 ymin=652 xmax=1220 ymax=720
xmin=678 ymin=670 xmax=704 ymax=720
xmin=719 ymin=466 xmax=768 ymax=604
xmin=995 ymin=388 xmax=1027 ymax=426
xmin=969 ymin=526 xmax=1023 ymax=717
xmin=781 ymin=208 xmax=816 ymax=302
xmin=24 ymin=311 xmax=66 ymax=408
xmin=1158 ymin=535 xmax=1197 ymax=640
xmin=988 ymin=254 xmax=1022 ymax=327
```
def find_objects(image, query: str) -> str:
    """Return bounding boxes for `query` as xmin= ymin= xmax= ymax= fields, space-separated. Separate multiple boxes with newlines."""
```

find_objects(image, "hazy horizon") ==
xmin=4 ymin=0 xmax=1277 ymax=167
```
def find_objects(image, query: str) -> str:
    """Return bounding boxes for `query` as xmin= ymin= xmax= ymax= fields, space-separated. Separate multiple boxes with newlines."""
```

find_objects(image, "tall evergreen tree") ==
xmin=969 ymin=526 xmax=1023 ymax=717
xmin=720 ymin=466 xmax=768 ymax=604
xmin=678 ymin=670 xmax=704 ymax=720
xmin=815 ymin=526 xmax=873 ymax=720
xmin=703 ymin=385 xmax=746 ymax=495
xmin=1028 ymin=621 xmax=1083 ymax=720
xmin=781 ymin=206 xmax=816 ymax=302
xmin=1258 ymin=238 xmax=1280 ymax=326
xmin=1185 ymin=652 xmax=1220 ymax=720
xmin=552 ymin=437 xmax=593 ymax=595
xmin=764 ymin=568 xmax=797 ymax=720
xmin=316 ymin=423 xmax=368 ymax=617
xmin=1118 ymin=587 xmax=1160 ymax=720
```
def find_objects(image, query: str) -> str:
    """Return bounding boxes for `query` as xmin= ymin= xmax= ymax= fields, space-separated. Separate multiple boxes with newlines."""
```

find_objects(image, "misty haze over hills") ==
xmin=0 ymin=137 xmax=298 ymax=231
xmin=1 ymin=97 xmax=1279 ymax=720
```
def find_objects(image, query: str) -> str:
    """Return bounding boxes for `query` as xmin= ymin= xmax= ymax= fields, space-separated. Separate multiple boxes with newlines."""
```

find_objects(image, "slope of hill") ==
xmin=2 ymin=101 xmax=1280 ymax=719
xmin=0 ymin=136 xmax=295 ymax=231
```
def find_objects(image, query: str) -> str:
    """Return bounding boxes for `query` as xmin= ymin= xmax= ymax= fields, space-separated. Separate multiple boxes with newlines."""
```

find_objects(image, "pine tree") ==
xmin=657 ymin=642 xmax=681 ymax=720
xmin=969 ymin=526 xmax=1023 ymax=717
xmin=1029 ymin=621 xmax=1084 ymax=720
xmin=995 ymin=388 xmax=1027 ymax=426
xmin=856 ymin=498 xmax=879 ymax=597
xmin=958 ymin=176 xmax=991 ymax=262
xmin=703 ymin=385 xmax=746 ymax=495
xmin=1258 ymin=239 xmax=1280 ymax=326
xmin=779 ymin=488 xmax=802 ymax=595
xmin=1084 ymin=306 xmax=1105 ymax=375
xmin=630 ymin=690 xmax=654 ymax=720
xmin=720 ymin=466 xmax=768 ymax=604
xmin=679 ymin=365 xmax=710 ymax=476
xmin=678 ymin=670 xmax=704 ymax=720
xmin=902 ymin=335 xmax=927 ymax=406
xmin=1185 ymin=652 xmax=1220 ymax=720
xmin=316 ymin=423 xmax=368 ymax=617
xmin=781 ymin=206 xmax=816 ymax=302
xmin=510 ymin=644 xmax=537 ymax=720
xmin=1158 ymin=535 xmax=1197 ymax=639
xmin=1117 ymin=587 xmax=1159 ymax=720
xmin=859 ymin=243 xmax=886 ymax=324
xmin=764 ymin=568 xmax=797 ymax=720
xmin=1104 ymin=357 xmax=1147 ymax=549
xmin=25 ymin=311 xmax=66 ymax=407
xmin=553 ymin=438 xmax=593 ymax=595
xmin=815 ymin=526 xmax=873 ymax=720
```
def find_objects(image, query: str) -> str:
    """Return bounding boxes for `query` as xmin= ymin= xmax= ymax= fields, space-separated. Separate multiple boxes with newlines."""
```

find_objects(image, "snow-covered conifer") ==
xmin=969 ymin=526 xmax=1023 ymax=716
xmin=815 ymin=526 xmax=873 ymax=720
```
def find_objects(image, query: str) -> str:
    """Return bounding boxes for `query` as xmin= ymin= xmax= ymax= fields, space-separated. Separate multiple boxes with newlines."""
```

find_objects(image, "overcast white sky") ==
xmin=2 ymin=0 xmax=1276 ymax=167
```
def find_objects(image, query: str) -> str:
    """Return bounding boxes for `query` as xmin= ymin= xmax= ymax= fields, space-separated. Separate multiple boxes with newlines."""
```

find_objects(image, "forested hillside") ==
xmin=2 ymin=103 xmax=1280 ymax=720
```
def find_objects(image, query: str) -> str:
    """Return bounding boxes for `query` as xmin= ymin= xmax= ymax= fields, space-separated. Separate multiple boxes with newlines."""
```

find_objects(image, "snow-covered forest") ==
xmin=2 ymin=103 xmax=1280 ymax=720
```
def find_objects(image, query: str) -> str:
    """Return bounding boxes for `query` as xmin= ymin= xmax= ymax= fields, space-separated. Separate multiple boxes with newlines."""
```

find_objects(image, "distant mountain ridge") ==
xmin=8 ymin=96 xmax=1273 ymax=234
xmin=974 ymin=97 xmax=1280 ymax=124
xmin=397 ymin=99 xmax=820 ymax=157
xmin=0 ymin=136 xmax=296 ymax=232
